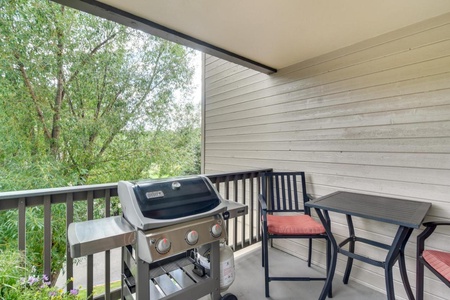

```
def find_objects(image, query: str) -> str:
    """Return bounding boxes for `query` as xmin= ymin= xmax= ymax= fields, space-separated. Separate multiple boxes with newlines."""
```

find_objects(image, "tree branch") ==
xmin=15 ymin=53 xmax=52 ymax=141
xmin=66 ymin=32 xmax=118 ymax=85
xmin=50 ymin=5 xmax=65 ymax=156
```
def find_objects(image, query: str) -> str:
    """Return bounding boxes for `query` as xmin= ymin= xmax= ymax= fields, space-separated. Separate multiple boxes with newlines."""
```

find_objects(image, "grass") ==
xmin=77 ymin=280 xmax=122 ymax=298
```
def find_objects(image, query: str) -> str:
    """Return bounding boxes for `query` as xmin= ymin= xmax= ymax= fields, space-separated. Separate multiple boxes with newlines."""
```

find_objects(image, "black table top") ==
xmin=305 ymin=191 xmax=431 ymax=229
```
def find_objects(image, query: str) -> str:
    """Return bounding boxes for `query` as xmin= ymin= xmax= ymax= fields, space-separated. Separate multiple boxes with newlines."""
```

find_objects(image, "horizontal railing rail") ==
xmin=0 ymin=168 xmax=272 ymax=299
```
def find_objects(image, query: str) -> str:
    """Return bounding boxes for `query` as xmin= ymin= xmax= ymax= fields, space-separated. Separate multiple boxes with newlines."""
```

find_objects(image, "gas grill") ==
xmin=68 ymin=175 xmax=247 ymax=300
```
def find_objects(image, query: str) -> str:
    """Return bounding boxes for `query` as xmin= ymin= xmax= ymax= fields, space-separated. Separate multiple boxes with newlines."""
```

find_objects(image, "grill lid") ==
xmin=118 ymin=176 xmax=226 ymax=230
xmin=133 ymin=177 xmax=221 ymax=219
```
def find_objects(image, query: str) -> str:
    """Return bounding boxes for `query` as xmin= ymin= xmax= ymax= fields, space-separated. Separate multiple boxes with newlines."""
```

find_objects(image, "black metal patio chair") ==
xmin=416 ymin=221 xmax=450 ymax=300
xmin=259 ymin=171 xmax=331 ymax=298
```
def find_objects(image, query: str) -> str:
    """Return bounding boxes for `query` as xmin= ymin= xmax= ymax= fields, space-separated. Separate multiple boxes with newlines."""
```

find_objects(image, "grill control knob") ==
xmin=155 ymin=238 xmax=171 ymax=254
xmin=185 ymin=230 xmax=199 ymax=245
xmin=211 ymin=223 xmax=222 ymax=238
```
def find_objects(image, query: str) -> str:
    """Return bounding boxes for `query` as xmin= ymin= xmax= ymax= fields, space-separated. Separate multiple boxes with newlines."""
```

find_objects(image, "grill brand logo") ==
xmin=146 ymin=191 xmax=165 ymax=199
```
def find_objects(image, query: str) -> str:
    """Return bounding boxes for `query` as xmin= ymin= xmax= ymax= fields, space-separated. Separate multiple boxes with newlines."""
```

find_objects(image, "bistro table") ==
xmin=305 ymin=191 xmax=431 ymax=300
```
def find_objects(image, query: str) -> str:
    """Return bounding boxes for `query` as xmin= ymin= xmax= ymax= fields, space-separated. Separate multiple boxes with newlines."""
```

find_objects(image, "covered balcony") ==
xmin=0 ymin=167 xmax=447 ymax=299
xmin=1 ymin=169 xmax=385 ymax=300
xmin=2 ymin=1 xmax=450 ymax=299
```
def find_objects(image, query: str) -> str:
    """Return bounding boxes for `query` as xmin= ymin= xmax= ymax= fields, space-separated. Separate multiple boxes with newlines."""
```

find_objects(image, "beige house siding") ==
xmin=203 ymin=13 xmax=450 ymax=300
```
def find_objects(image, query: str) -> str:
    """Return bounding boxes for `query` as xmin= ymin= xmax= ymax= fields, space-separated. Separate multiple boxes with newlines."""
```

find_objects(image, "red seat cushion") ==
xmin=267 ymin=214 xmax=325 ymax=235
xmin=423 ymin=250 xmax=450 ymax=282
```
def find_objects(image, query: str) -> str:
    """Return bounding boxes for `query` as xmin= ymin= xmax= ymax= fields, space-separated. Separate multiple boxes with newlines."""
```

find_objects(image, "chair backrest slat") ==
xmin=286 ymin=175 xmax=292 ymax=210
xmin=263 ymin=171 xmax=308 ymax=214
xmin=274 ymin=175 xmax=280 ymax=210
xmin=300 ymin=172 xmax=309 ymax=214
xmin=292 ymin=174 xmax=299 ymax=210
xmin=281 ymin=174 xmax=287 ymax=210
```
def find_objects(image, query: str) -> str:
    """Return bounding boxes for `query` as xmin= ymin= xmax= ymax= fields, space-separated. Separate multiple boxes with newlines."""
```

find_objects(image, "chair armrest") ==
xmin=259 ymin=194 xmax=268 ymax=224
xmin=417 ymin=221 xmax=450 ymax=254
xmin=259 ymin=194 xmax=268 ymax=212
xmin=423 ymin=221 xmax=450 ymax=227
xmin=306 ymin=193 xmax=315 ymax=201
xmin=304 ymin=193 xmax=315 ymax=215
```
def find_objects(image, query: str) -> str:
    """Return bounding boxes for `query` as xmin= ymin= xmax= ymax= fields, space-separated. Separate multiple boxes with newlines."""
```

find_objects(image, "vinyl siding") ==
xmin=203 ymin=12 xmax=450 ymax=300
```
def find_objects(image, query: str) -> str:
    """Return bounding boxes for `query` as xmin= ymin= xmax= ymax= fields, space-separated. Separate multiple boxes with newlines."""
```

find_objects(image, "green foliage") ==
xmin=0 ymin=0 xmax=200 ymax=188
xmin=0 ymin=249 xmax=28 ymax=293
xmin=0 ymin=0 xmax=201 ymax=286
xmin=0 ymin=205 xmax=70 ymax=283
xmin=0 ymin=249 xmax=82 ymax=299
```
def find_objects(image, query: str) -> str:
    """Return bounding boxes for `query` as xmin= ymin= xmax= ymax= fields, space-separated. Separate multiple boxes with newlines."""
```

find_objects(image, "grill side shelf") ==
xmin=222 ymin=200 xmax=248 ymax=220
xmin=68 ymin=216 xmax=136 ymax=258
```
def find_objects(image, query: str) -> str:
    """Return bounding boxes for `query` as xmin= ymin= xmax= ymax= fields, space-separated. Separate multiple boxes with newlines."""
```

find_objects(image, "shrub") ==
xmin=0 ymin=249 xmax=81 ymax=300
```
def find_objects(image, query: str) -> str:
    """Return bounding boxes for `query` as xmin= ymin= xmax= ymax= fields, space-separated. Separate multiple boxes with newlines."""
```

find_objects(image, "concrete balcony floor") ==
xmin=62 ymin=243 xmax=384 ymax=299
xmin=211 ymin=243 xmax=385 ymax=300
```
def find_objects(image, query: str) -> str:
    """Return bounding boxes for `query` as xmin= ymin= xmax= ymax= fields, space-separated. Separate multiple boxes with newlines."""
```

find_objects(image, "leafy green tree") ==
xmin=0 ymin=0 xmax=200 ymax=283
xmin=0 ymin=0 xmax=197 ymax=186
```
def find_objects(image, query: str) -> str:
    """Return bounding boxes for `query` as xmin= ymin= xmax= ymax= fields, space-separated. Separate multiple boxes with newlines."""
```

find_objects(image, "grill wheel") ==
xmin=221 ymin=293 xmax=238 ymax=300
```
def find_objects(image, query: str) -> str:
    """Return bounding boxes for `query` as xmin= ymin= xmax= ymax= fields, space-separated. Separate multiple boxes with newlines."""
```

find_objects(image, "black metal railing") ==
xmin=207 ymin=169 xmax=271 ymax=251
xmin=0 ymin=169 xmax=271 ymax=299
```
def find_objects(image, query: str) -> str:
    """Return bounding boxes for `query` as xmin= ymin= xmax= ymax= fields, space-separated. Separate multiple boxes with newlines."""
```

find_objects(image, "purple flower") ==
xmin=70 ymin=289 xmax=79 ymax=295
xmin=48 ymin=291 xmax=57 ymax=297
xmin=28 ymin=276 xmax=39 ymax=285
xmin=42 ymin=274 xmax=49 ymax=282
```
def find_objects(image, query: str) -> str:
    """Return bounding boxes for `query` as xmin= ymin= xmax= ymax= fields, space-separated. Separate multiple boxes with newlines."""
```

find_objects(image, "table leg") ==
xmin=315 ymin=209 xmax=336 ymax=300
xmin=398 ymin=229 xmax=414 ymax=300
xmin=384 ymin=226 xmax=413 ymax=300
xmin=343 ymin=214 xmax=355 ymax=284
xmin=385 ymin=265 xmax=395 ymax=300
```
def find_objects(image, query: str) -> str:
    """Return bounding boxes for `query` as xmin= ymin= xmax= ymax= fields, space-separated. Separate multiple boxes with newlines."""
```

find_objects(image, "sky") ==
xmin=192 ymin=50 xmax=202 ymax=104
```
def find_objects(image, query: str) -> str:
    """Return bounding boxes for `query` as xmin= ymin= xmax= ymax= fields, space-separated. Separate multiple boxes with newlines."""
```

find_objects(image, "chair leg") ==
xmin=416 ymin=258 xmax=425 ymax=300
xmin=264 ymin=236 xmax=270 ymax=297
xmin=261 ymin=231 xmax=265 ymax=267
xmin=308 ymin=238 xmax=312 ymax=267
xmin=326 ymin=237 xmax=332 ymax=298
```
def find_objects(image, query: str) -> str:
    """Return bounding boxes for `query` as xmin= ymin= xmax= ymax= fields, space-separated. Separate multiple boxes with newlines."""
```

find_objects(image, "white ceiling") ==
xmin=83 ymin=0 xmax=450 ymax=71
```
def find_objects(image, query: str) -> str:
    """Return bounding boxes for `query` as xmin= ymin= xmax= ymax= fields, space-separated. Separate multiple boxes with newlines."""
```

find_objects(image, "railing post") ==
xmin=104 ymin=189 xmax=111 ymax=300
xmin=18 ymin=197 xmax=26 ymax=252
xmin=241 ymin=173 xmax=246 ymax=249
xmin=66 ymin=192 xmax=74 ymax=293
xmin=44 ymin=195 xmax=52 ymax=280
xmin=87 ymin=191 xmax=94 ymax=300
xmin=249 ymin=172 xmax=255 ymax=245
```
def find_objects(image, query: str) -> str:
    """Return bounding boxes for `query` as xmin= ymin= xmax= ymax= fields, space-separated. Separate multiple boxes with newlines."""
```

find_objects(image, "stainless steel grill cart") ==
xmin=68 ymin=176 xmax=247 ymax=300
